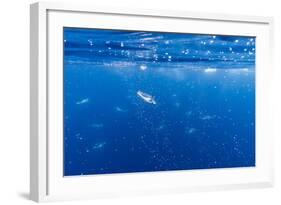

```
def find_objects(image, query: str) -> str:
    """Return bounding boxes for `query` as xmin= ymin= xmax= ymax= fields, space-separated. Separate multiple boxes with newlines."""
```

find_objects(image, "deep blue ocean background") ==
xmin=63 ymin=28 xmax=255 ymax=176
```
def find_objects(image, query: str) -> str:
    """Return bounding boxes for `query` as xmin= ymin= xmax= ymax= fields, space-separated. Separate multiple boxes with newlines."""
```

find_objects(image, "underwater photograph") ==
xmin=63 ymin=27 xmax=255 ymax=176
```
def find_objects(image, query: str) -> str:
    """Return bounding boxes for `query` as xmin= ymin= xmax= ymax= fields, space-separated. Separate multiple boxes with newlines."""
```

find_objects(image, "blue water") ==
xmin=63 ymin=27 xmax=255 ymax=176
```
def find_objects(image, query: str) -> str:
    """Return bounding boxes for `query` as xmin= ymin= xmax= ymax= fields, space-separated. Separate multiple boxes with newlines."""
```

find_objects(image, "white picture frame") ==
xmin=30 ymin=1 xmax=274 ymax=202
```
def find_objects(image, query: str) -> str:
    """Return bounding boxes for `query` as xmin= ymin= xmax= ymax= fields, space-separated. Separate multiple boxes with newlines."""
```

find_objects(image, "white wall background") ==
xmin=0 ymin=0 xmax=280 ymax=204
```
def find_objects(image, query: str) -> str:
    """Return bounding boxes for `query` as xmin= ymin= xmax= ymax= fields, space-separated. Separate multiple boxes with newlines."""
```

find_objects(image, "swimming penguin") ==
xmin=137 ymin=90 xmax=156 ymax=105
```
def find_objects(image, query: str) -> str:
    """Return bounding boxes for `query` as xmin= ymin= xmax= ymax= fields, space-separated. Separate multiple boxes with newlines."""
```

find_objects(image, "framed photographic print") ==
xmin=30 ymin=2 xmax=274 ymax=202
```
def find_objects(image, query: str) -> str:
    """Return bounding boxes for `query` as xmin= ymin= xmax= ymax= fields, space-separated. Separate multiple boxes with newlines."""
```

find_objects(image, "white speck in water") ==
xmin=120 ymin=42 xmax=124 ymax=47
xmin=182 ymin=49 xmax=189 ymax=55
xmin=153 ymin=54 xmax=158 ymax=60
xmin=188 ymin=128 xmax=196 ymax=134
xmin=201 ymin=115 xmax=215 ymax=120
xmin=76 ymin=98 xmax=89 ymax=105
xmin=140 ymin=64 xmax=147 ymax=70
xmin=88 ymin=39 xmax=93 ymax=46
xmin=200 ymin=41 xmax=206 ymax=45
xmin=235 ymin=39 xmax=239 ymax=43
xmin=75 ymin=133 xmax=83 ymax=141
xmin=115 ymin=106 xmax=127 ymax=112
xmin=204 ymin=68 xmax=217 ymax=73
xmin=91 ymin=123 xmax=104 ymax=129
xmin=92 ymin=142 xmax=106 ymax=150
xmin=174 ymin=102 xmax=180 ymax=107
